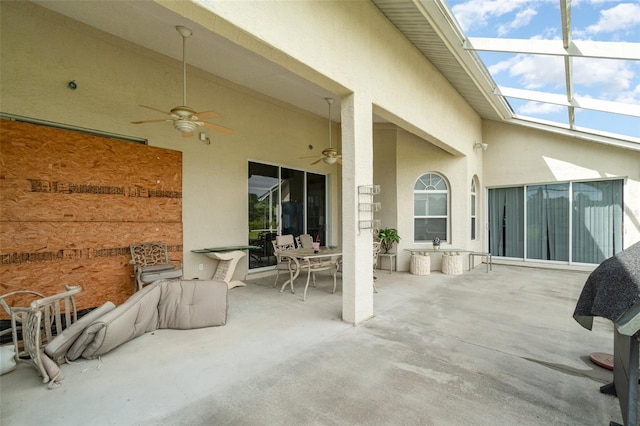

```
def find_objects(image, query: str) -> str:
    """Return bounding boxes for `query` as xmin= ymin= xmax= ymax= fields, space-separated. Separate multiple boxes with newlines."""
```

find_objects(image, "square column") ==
xmin=340 ymin=93 xmax=375 ymax=325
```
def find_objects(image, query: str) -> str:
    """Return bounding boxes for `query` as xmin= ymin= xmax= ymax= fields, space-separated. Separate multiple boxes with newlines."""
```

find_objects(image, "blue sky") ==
xmin=447 ymin=0 xmax=640 ymax=140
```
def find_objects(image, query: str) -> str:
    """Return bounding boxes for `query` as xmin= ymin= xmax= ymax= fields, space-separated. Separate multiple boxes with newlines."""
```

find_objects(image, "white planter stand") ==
xmin=442 ymin=253 xmax=463 ymax=275
xmin=410 ymin=254 xmax=431 ymax=275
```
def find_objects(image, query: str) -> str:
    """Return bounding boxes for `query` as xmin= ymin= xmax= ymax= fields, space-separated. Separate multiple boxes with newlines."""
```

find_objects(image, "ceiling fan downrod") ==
xmin=326 ymin=97 xmax=334 ymax=149
xmin=176 ymin=25 xmax=192 ymax=107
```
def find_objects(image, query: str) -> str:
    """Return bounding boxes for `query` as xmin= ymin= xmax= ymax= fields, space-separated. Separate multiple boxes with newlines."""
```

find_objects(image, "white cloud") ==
xmin=615 ymin=84 xmax=640 ymax=105
xmin=573 ymin=57 xmax=634 ymax=96
xmin=489 ymin=54 xmax=637 ymax=99
xmin=497 ymin=7 xmax=537 ymax=36
xmin=518 ymin=101 xmax=565 ymax=115
xmin=451 ymin=0 xmax=532 ymax=32
xmin=489 ymin=54 xmax=565 ymax=90
xmin=584 ymin=3 xmax=640 ymax=35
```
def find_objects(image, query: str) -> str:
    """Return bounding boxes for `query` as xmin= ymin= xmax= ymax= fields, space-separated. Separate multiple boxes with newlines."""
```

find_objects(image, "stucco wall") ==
xmin=160 ymin=0 xmax=482 ymax=156
xmin=373 ymin=125 xmax=398 ymax=232
xmin=0 ymin=2 xmax=342 ymax=281
xmin=483 ymin=120 xmax=640 ymax=249
xmin=392 ymin=130 xmax=485 ymax=271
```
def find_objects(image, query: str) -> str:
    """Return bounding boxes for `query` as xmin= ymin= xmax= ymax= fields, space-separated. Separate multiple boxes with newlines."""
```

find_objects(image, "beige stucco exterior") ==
xmin=1 ymin=1 xmax=639 ymax=324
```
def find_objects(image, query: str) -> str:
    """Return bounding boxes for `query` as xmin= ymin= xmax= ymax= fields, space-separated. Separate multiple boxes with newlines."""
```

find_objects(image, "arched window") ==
xmin=471 ymin=178 xmax=477 ymax=240
xmin=414 ymin=173 xmax=448 ymax=242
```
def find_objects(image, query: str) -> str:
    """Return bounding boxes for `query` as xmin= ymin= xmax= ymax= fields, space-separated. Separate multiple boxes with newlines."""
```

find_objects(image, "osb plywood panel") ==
xmin=0 ymin=120 xmax=183 ymax=313
xmin=0 ymin=221 xmax=183 ymax=313
xmin=0 ymin=119 xmax=181 ymax=222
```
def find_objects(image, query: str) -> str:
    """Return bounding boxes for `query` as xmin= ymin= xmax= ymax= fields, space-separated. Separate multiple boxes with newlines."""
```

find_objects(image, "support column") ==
xmin=341 ymin=92 xmax=374 ymax=325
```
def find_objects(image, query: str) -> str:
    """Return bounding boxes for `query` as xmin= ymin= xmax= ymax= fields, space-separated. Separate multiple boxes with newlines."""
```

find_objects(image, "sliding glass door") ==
xmin=489 ymin=179 xmax=623 ymax=264
xmin=247 ymin=162 xmax=327 ymax=270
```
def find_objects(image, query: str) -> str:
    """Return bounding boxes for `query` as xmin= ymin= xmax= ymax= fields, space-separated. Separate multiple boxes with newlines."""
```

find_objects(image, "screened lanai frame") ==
xmin=454 ymin=0 xmax=640 ymax=143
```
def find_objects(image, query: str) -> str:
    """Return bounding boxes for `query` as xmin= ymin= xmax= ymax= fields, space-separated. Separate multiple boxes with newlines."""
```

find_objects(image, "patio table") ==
xmin=278 ymin=247 xmax=342 ymax=301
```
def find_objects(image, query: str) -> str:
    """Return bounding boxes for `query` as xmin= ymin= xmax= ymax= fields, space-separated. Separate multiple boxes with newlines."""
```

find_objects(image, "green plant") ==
xmin=377 ymin=228 xmax=400 ymax=253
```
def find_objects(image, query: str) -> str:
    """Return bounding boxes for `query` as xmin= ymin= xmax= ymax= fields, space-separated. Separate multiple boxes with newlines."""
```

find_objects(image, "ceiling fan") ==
xmin=131 ymin=25 xmax=234 ymax=138
xmin=301 ymin=98 xmax=342 ymax=165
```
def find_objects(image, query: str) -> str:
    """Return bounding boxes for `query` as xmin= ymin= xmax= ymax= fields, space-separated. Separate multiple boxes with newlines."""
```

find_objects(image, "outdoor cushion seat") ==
xmin=66 ymin=279 xmax=228 ymax=360
xmin=139 ymin=267 xmax=183 ymax=285
xmin=142 ymin=264 xmax=176 ymax=273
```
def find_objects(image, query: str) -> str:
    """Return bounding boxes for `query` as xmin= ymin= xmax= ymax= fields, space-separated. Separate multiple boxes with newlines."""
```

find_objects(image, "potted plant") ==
xmin=432 ymin=237 xmax=441 ymax=249
xmin=377 ymin=228 xmax=401 ymax=253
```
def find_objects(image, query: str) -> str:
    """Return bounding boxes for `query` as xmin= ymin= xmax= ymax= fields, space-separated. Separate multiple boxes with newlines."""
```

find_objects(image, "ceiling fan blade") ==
xmin=181 ymin=131 xmax=194 ymax=138
xmin=139 ymin=105 xmax=171 ymax=116
xmin=299 ymin=155 xmax=322 ymax=159
xmin=336 ymin=157 xmax=343 ymax=165
xmin=310 ymin=158 xmax=323 ymax=165
xmin=202 ymin=121 xmax=234 ymax=135
xmin=131 ymin=119 xmax=172 ymax=124
xmin=195 ymin=110 xmax=222 ymax=119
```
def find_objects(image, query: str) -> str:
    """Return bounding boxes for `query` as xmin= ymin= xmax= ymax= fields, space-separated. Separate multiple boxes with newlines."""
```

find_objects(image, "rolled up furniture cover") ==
xmin=67 ymin=279 xmax=228 ymax=360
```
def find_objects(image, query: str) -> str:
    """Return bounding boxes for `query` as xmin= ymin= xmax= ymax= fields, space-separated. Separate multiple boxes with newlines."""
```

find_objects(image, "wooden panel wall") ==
xmin=0 ymin=120 xmax=183 ymax=312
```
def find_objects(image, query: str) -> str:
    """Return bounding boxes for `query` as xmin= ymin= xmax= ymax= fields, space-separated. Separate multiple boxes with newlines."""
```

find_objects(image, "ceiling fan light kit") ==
xmin=130 ymin=25 xmax=234 ymax=138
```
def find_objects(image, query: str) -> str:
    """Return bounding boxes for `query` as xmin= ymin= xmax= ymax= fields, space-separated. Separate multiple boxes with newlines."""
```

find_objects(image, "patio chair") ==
xmin=1 ymin=290 xmax=45 ymax=345
xmin=272 ymin=234 xmax=297 ymax=288
xmin=1 ymin=290 xmax=46 ymax=375
xmin=298 ymin=234 xmax=315 ymax=249
xmin=130 ymin=242 xmax=183 ymax=292
xmin=7 ymin=285 xmax=82 ymax=389
xmin=372 ymin=241 xmax=381 ymax=293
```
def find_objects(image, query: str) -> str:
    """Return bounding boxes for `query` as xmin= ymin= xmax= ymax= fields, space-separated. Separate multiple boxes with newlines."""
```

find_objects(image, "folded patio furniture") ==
xmin=4 ymin=285 xmax=83 ymax=389
xmin=67 ymin=279 xmax=228 ymax=360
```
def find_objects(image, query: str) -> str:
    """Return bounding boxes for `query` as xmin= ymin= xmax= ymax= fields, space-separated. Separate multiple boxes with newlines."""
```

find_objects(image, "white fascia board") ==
xmin=498 ymin=87 xmax=640 ymax=118
xmin=465 ymin=38 xmax=640 ymax=60
xmin=416 ymin=0 xmax=513 ymax=120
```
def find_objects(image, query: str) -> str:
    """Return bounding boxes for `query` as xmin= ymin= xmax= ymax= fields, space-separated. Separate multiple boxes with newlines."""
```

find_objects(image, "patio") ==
xmin=0 ymin=265 xmax=622 ymax=425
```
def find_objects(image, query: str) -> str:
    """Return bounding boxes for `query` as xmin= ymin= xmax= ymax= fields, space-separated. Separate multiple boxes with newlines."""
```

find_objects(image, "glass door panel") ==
xmin=280 ymin=168 xmax=305 ymax=237
xmin=306 ymin=173 xmax=326 ymax=245
xmin=248 ymin=162 xmax=279 ymax=269
xmin=526 ymin=183 xmax=569 ymax=261
xmin=572 ymin=180 xmax=623 ymax=264
xmin=488 ymin=187 xmax=524 ymax=258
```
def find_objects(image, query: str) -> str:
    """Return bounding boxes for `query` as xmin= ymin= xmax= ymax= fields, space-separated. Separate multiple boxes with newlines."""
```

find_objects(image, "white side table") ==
xmin=378 ymin=253 xmax=396 ymax=273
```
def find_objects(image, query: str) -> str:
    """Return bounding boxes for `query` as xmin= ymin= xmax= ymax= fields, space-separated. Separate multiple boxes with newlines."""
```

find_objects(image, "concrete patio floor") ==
xmin=0 ymin=265 xmax=624 ymax=425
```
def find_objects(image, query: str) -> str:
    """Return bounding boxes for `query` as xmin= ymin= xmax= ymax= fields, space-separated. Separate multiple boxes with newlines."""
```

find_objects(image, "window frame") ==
xmin=413 ymin=172 xmax=450 ymax=243
xmin=471 ymin=178 xmax=477 ymax=241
